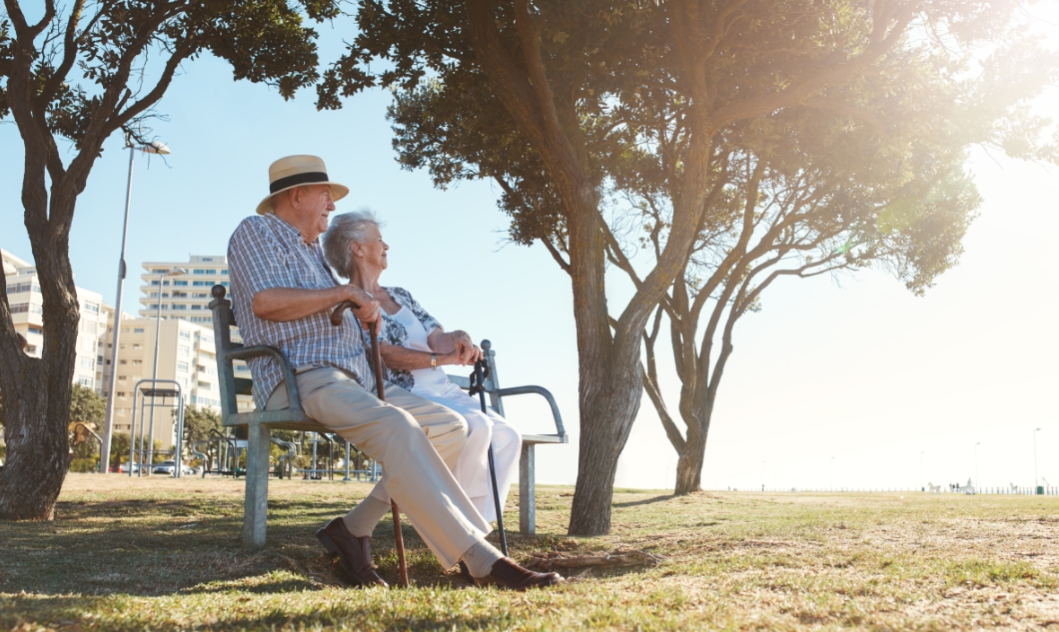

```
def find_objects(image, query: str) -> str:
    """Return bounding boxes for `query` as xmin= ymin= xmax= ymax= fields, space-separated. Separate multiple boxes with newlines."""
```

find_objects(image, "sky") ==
xmin=1 ymin=4 xmax=1057 ymax=493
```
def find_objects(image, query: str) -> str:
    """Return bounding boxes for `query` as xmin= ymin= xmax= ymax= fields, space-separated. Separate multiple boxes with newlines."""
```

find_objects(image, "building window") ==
xmin=83 ymin=301 xmax=100 ymax=314
xmin=132 ymin=344 xmax=142 ymax=350
xmin=151 ymin=268 xmax=169 ymax=274
xmin=132 ymin=359 xmax=142 ymax=365
xmin=28 ymin=327 xmax=42 ymax=334
xmin=119 ymin=359 xmax=127 ymax=365
xmin=221 ymin=269 xmax=228 ymax=275
xmin=177 ymin=361 xmax=189 ymax=373
xmin=5 ymin=282 xmax=41 ymax=294
xmin=201 ymin=257 xmax=213 ymax=262
xmin=179 ymin=330 xmax=191 ymax=340
xmin=193 ymin=269 xmax=210 ymax=275
xmin=25 ymin=345 xmax=38 ymax=354
xmin=191 ymin=304 xmax=203 ymax=310
xmin=9 ymin=302 xmax=29 ymax=313
xmin=192 ymin=280 xmax=212 ymax=287
xmin=134 ymin=328 xmax=145 ymax=333
xmin=179 ymin=344 xmax=189 ymax=357
xmin=78 ymin=376 xmax=93 ymax=388
xmin=118 ymin=375 xmax=128 ymax=381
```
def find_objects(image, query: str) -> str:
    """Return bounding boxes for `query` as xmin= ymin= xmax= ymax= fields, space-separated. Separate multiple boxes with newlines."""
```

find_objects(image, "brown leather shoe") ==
xmin=472 ymin=557 xmax=564 ymax=590
xmin=316 ymin=517 xmax=388 ymax=588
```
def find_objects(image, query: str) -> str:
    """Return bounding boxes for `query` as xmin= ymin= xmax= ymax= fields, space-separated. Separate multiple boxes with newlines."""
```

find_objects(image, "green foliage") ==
xmin=68 ymin=385 xmax=105 ymax=426
xmin=109 ymin=433 xmax=132 ymax=470
xmin=0 ymin=0 xmax=338 ymax=145
xmin=69 ymin=458 xmax=98 ymax=473
xmin=180 ymin=406 xmax=222 ymax=447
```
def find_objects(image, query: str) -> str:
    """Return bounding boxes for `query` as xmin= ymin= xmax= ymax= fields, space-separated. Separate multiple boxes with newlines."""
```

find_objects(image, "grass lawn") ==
xmin=2 ymin=475 xmax=1059 ymax=630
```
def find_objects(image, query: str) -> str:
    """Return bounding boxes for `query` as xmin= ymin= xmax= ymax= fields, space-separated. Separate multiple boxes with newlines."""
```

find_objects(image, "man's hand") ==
xmin=346 ymin=285 xmax=380 ymax=328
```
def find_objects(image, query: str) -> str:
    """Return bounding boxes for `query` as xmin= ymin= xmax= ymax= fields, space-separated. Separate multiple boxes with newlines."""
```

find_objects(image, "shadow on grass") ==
xmin=0 ymin=493 xmax=491 ymax=598
xmin=0 ymin=591 xmax=511 ymax=632
xmin=612 ymin=494 xmax=676 ymax=508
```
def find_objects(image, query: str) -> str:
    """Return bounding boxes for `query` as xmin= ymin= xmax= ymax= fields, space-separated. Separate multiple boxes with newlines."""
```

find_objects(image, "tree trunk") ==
xmin=674 ymin=425 xmax=707 ymax=495
xmin=568 ymin=363 xmax=644 ymax=535
xmin=0 ymin=184 xmax=81 ymax=520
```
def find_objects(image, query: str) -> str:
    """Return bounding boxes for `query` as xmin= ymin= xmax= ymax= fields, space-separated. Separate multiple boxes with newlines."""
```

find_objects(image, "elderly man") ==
xmin=227 ymin=155 xmax=562 ymax=590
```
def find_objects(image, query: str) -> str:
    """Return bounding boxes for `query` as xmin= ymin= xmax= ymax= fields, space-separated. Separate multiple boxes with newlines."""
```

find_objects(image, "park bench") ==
xmin=208 ymin=285 xmax=568 ymax=550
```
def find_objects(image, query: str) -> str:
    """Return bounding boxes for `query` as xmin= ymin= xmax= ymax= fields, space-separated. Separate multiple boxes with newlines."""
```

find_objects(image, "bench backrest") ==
xmin=208 ymin=284 xmax=566 ymax=441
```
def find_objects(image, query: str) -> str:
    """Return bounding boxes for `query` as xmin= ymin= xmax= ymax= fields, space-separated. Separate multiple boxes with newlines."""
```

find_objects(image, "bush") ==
xmin=70 ymin=457 xmax=98 ymax=473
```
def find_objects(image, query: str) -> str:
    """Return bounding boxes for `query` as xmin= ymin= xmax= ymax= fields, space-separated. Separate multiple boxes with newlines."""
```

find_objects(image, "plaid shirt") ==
xmin=227 ymin=213 xmax=375 ymax=409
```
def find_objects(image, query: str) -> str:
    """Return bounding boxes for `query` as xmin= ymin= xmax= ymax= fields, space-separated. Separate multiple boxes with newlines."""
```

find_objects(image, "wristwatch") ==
xmin=430 ymin=353 xmax=437 ymax=370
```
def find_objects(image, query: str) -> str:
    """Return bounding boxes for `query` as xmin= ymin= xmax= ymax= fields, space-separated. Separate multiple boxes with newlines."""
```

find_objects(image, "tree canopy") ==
xmin=320 ymin=0 xmax=1057 ymax=526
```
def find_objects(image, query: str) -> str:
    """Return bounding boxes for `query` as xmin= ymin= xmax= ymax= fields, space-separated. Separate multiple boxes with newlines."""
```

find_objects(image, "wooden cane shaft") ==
xmin=391 ymin=500 xmax=409 ymax=587
xmin=368 ymin=324 xmax=408 ymax=588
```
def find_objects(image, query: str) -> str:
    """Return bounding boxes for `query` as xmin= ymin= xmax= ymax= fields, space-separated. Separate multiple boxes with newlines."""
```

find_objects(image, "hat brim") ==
xmin=256 ymin=182 xmax=350 ymax=215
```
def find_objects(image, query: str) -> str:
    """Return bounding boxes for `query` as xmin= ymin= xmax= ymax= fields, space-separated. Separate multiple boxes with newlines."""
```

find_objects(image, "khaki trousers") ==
xmin=266 ymin=367 xmax=490 ymax=568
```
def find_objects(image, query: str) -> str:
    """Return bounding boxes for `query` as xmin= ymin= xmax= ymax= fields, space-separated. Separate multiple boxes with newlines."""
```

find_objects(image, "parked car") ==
xmin=151 ymin=460 xmax=195 ymax=476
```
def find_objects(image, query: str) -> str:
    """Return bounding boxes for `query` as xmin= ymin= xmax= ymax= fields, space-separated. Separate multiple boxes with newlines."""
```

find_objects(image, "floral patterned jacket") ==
xmin=362 ymin=286 xmax=442 ymax=390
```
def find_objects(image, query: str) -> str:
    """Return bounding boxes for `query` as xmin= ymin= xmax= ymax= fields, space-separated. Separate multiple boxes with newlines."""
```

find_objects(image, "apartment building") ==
xmin=101 ymin=317 xmax=222 ymax=449
xmin=135 ymin=254 xmax=253 ymax=415
xmin=2 ymin=248 xmax=110 ymax=392
xmin=138 ymin=255 xmax=230 ymax=325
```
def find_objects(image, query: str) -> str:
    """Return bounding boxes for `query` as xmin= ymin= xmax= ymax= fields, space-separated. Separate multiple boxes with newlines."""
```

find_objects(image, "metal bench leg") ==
xmin=519 ymin=443 xmax=536 ymax=535
xmin=243 ymin=424 xmax=271 ymax=550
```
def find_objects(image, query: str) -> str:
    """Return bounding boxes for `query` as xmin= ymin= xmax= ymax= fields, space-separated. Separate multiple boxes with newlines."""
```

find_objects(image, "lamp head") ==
xmin=143 ymin=141 xmax=171 ymax=155
xmin=164 ymin=267 xmax=186 ymax=277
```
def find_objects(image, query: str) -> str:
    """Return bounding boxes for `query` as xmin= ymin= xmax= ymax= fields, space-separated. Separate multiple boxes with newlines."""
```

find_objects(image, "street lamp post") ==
xmin=145 ymin=266 xmax=185 ymax=471
xmin=99 ymin=138 xmax=171 ymax=474
xmin=1034 ymin=428 xmax=1042 ymax=490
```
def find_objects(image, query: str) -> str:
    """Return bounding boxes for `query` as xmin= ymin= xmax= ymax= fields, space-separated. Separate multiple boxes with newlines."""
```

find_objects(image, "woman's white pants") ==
xmin=412 ymin=383 xmax=521 ymax=523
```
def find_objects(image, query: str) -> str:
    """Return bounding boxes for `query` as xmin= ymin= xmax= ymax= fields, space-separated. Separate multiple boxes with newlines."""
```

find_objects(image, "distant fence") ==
xmin=717 ymin=486 xmax=1059 ymax=495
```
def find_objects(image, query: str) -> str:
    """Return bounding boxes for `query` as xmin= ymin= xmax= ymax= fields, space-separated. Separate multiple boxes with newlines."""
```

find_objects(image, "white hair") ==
xmin=324 ymin=208 xmax=384 ymax=278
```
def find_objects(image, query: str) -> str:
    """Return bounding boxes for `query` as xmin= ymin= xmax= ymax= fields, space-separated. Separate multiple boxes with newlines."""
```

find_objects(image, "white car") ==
xmin=151 ymin=460 xmax=195 ymax=476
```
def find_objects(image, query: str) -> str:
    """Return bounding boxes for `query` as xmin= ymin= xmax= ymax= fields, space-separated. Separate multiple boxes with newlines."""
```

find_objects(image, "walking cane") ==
xmin=470 ymin=359 xmax=509 ymax=557
xmin=331 ymin=301 xmax=409 ymax=588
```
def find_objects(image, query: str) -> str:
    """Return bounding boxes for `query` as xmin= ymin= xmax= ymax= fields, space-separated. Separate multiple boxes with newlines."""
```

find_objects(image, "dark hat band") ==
xmin=269 ymin=171 xmax=329 ymax=194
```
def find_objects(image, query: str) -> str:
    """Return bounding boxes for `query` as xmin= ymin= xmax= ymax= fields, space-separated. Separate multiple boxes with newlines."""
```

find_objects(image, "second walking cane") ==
xmin=470 ymin=358 xmax=509 ymax=557
xmin=331 ymin=301 xmax=409 ymax=588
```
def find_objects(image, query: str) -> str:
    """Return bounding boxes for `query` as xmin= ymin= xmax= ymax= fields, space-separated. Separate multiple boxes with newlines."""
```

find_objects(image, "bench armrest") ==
xmin=225 ymin=345 xmax=302 ymax=412
xmin=495 ymin=385 xmax=567 ymax=438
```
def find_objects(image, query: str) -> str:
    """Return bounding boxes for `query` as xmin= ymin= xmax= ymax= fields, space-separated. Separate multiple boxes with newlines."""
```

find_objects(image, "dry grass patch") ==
xmin=1 ymin=476 xmax=1058 ymax=629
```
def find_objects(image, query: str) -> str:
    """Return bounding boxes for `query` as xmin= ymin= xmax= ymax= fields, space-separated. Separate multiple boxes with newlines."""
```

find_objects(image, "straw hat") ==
xmin=256 ymin=155 xmax=349 ymax=215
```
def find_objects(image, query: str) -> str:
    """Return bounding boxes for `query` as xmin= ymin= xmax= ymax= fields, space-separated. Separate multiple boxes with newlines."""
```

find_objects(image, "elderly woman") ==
xmin=323 ymin=209 xmax=521 ymax=524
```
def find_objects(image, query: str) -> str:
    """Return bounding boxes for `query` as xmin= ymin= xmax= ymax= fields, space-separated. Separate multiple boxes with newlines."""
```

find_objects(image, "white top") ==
xmin=389 ymin=305 xmax=450 ymax=393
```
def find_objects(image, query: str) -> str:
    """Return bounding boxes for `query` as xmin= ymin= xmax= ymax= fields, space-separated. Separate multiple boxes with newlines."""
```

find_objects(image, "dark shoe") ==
xmin=458 ymin=560 xmax=473 ymax=583
xmin=316 ymin=517 xmax=388 ymax=588
xmin=472 ymin=557 xmax=564 ymax=591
